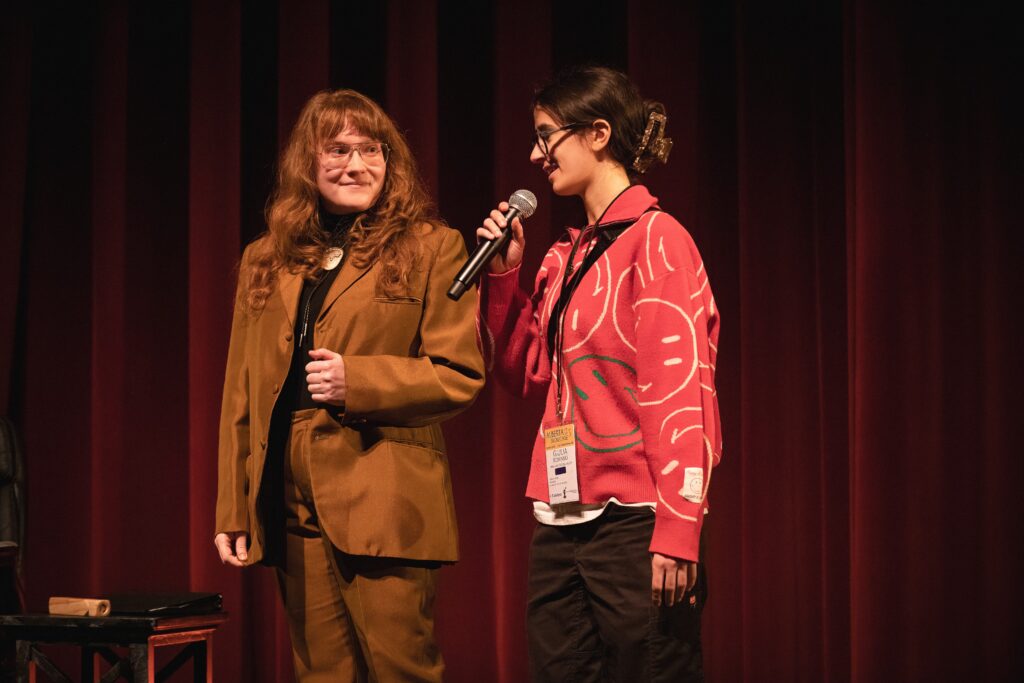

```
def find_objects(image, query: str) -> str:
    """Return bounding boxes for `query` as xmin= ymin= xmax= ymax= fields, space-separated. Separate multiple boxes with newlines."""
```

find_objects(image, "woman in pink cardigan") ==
xmin=477 ymin=65 xmax=722 ymax=682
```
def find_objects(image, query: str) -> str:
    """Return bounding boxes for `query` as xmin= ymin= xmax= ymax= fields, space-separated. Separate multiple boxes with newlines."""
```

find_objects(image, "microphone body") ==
xmin=448 ymin=190 xmax=537 ymax=300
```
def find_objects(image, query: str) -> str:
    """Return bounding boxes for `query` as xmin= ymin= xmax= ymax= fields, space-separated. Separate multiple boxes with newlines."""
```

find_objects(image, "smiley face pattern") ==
xmin=479 ymin=185 xmax=721 ymax=561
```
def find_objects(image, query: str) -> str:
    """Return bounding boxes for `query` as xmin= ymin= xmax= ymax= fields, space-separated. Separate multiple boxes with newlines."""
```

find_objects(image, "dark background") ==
xmin=1 ymin=0 xmax=1020 ymax=681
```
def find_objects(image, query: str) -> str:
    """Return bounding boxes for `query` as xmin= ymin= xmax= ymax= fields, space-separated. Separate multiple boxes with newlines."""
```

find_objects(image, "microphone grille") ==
xmin=508 ymin=189 xmax=538 ymax=219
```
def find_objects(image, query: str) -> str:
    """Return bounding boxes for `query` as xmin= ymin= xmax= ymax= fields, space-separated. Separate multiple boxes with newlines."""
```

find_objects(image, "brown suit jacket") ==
xmin=215 ymin=225 xmax=484 ymax=564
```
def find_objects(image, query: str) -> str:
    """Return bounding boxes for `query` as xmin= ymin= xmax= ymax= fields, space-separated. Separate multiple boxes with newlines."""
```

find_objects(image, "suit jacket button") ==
xmin=272 ymin=383 xmax=280 ymax=394
xmin=285 ymin=333 xmax=293 ymax=342
xmin=260 ymin=439 xmax=267 ymax=449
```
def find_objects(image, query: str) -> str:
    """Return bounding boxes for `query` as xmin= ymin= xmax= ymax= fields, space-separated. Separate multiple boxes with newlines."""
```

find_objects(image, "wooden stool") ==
xmin=0 ymin=611 xmax=227 ymax=682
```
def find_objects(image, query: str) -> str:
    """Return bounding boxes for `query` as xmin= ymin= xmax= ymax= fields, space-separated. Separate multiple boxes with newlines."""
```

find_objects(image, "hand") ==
xmin=214 ymin=531 xmax=249 ymax=567
xmin=651 ymin=552 xmax=697 ymax=607
xmin=475 ymin=200 xmax=526 ymax=274
xmin=306 ymin=348 xmax=347 ymax=405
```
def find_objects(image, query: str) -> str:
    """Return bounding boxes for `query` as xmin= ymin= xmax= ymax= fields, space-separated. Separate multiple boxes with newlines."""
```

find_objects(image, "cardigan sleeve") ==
xmin=477 ymin=257 xmax=555 ymax=400
xmin=633 ymin=218 xmax=722 ymax=562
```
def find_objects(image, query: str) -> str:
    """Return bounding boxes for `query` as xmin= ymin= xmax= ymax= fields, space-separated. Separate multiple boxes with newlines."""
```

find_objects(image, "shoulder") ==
xmin=625 ymin=210 xmax=691 ymax=241
xmin=412 ymin=222 xmax=468 ymax=254
xmin=404 ymin=223 xmax=471 ymax=274
xmin=410 ymin=221 xmax=453 ymax=241
xmin=620 ymin=210 xmax=696 ymax=251
xmin=239 ymin=233 xmax=275 ymax=268
xmin=619 ymin=210 xmax=703 ymax=280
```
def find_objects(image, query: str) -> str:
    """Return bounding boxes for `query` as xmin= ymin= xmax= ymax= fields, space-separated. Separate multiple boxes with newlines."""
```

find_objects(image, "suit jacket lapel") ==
xmin=319 ymin=258 xmax=372 ymax=320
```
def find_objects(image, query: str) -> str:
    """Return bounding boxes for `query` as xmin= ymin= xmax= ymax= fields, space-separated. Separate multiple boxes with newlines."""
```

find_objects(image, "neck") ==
xmin=318 ymin=206 xmax=359 ymax=243
xmin=581 ymin=164 xmax=631 ymax=225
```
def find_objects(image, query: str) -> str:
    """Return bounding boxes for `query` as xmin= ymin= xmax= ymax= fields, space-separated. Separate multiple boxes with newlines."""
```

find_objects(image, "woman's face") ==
xmin=530 ymin=107 xmax=598 ymax=197
xmin=316 ymin=126 xmax=387 ymax=214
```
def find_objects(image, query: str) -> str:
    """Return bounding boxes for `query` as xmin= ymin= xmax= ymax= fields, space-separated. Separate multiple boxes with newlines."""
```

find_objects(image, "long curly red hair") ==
xmin=240 ymin=89 xmax=442 ymax=314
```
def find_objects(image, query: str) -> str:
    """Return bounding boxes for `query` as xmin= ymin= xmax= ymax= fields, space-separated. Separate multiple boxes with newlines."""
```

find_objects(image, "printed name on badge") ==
xmin=544 ymin=423 xmax=580 ymax=504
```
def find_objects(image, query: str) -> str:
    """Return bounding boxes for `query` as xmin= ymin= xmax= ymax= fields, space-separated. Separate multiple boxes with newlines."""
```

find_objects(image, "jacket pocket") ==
xmin=361 ymin=423 xmax=444 ymax=450
xmin=314 ymin=438 xmax=457 ymax=561
xmin=372 ymin=295 xmax=423 ymax=305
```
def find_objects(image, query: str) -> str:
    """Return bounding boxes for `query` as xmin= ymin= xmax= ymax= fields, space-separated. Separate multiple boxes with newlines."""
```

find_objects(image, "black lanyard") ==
xmin=549 ymin=219 xmax=634 ymax=421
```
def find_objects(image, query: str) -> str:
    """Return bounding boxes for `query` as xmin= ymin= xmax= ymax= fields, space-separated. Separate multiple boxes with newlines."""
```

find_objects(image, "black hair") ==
xmin=533 ymin=65 xmax=668 ymax=177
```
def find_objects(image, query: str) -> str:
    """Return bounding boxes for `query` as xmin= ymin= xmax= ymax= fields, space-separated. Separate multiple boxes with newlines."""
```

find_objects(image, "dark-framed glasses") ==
xmin=532 ymin=122 xmax=588 ymax=156
xmin=321 ymin=141 xmax=391 ymax=169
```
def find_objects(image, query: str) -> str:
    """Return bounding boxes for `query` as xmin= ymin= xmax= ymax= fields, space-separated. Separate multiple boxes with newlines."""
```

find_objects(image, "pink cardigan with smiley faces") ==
xmin=478 ymin=184 xmax=722 ymax=562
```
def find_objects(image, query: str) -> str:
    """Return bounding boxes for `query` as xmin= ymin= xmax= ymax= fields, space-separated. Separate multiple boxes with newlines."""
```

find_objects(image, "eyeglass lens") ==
xmin=323 ymin=142 xmax=389 ymax=168
xmin=532 ymin=123 xmax=583 ymax=155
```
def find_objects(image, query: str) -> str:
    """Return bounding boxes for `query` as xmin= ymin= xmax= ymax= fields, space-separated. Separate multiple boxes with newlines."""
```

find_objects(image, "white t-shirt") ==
xmin=532 ymin=497 xmax=656 ymax=525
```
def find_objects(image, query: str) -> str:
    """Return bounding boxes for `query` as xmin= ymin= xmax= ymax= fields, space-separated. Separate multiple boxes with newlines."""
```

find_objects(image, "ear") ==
xmin=588 ymin=119 xmax=613 ymax=152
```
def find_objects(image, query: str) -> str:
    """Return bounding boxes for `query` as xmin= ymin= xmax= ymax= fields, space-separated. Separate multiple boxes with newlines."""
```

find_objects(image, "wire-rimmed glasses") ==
xmin=321 ymin=141 xmax=391 ymax=169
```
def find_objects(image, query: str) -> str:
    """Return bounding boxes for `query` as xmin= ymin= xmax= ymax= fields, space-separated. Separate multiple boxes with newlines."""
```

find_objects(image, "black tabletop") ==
xmin=0 ymin=611 xmax=228 ymax=644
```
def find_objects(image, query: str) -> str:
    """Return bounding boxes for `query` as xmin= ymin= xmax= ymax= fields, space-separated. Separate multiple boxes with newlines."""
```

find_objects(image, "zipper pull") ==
xmin=299 ymin=320 xmax=308 ymax=348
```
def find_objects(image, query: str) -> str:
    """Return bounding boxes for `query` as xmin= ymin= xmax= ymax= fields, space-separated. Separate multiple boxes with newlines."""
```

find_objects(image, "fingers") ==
xmin=652 ymin=554 xmax=697 ymax=608
xmin=305 ymin=370 xmax=330 ymax=384
xmin=306 ymin=379 xmax=332 ymax=401
xmin=214 ymin=534 xmax=230 ymax=561
xmin=234 ymin=533 xmax=249 ymax=563
xmin=664 ymin=563 xmax=678 ymax=607
xmin=305 ymin=352 xmax=345 ymax=402
xmin=307 ymin=348 xmax=340 ymax=361
xmin=480 ymin=210 xmax=507 ymax=240
xmin=685 ymin=561 xmax=698 ymax=594
xmin=214 ymin=532 xmax=247 ymax=568
xmin=651 ymin=557 xmax=664 ymax=607
xmin=489 ymin=208 xmax=508 ymax=227
xmin=478 ymin=203 xmax=515 ymax=242
xmin=510 ymin=217 xmax=525 ymax=242
xmin=305 ymin=350 xmax=341 ymax=374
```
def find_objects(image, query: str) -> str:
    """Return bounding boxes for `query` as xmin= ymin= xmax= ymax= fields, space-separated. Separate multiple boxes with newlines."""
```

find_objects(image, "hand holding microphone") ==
xmin=448 ymin=189 xmax=537 ymax=300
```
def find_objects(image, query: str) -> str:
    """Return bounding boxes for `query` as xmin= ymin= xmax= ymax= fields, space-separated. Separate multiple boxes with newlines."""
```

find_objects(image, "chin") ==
xmin=549 ymin=180 xmax=576 ymax=197
xmin=326 ymin=196 xmax=372 ymax=213
xmin=546 ymin=171 xmax=576 ymax=197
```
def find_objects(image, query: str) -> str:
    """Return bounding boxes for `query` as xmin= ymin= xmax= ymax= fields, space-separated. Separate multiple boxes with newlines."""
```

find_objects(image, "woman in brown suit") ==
xmin=213 ymin=89 xmax=484 ymax=682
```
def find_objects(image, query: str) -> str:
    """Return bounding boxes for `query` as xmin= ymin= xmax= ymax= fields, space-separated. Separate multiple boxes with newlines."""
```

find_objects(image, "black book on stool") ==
xmin=106 ymin=592 xmax=222 ymax=617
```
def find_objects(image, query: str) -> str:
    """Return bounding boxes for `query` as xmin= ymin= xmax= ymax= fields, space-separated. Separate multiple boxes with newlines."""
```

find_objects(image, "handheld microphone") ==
xmin=447 ymin=189 xmax=537 ymax=301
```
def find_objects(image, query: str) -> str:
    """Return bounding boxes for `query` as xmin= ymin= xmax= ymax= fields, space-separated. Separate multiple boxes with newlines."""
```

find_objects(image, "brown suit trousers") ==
xmin=276 ymin=411 xmax=444 ymax=682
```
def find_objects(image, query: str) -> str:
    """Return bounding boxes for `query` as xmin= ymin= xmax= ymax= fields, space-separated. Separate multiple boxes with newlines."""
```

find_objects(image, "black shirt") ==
xmin=278 ymin=210 xmax=358 ymax=413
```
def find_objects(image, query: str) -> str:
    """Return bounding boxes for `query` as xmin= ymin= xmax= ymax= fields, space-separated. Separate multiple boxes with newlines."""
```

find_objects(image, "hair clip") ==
xmin=631 ymin=112 xmax=672 ymax=174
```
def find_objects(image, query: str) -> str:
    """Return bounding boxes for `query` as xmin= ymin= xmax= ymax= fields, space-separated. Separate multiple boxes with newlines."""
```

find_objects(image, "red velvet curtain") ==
xmin=2 ymin=1 xmax=1019 ymax=681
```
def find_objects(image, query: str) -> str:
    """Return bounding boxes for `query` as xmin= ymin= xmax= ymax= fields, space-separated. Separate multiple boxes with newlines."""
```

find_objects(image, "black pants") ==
xmin=527 ymin=504 xmax=707 ymax=683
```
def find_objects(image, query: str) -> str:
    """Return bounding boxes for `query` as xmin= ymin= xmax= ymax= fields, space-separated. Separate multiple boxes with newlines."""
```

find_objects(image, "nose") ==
xmin=345 ymin=149 xmax=368 ymax=172
xmin=530 ymin=141 xmax=546 ymax=165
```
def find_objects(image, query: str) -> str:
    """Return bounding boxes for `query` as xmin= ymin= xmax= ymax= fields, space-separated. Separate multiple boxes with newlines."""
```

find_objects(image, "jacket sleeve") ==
xmin=342 ymin=228 xmax=485 ymax=426
xmin=634 ymin=220 xmax=722 ymax=562
xmin=215 ymin=255 xmax=252 ymax=535
xmin=477 ymin=258 xmax=554 ymax=400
